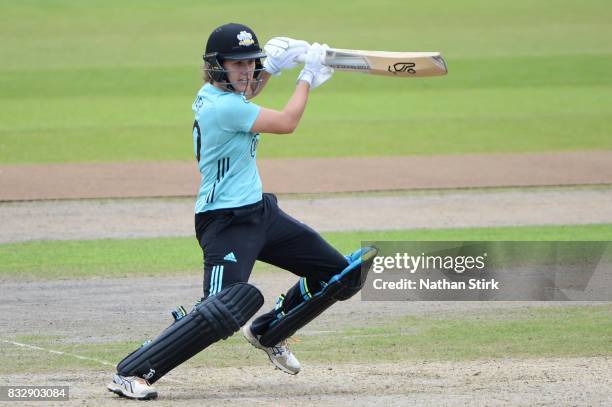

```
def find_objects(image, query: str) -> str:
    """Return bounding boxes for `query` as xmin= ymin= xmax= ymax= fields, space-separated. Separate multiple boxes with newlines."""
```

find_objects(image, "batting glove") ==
xmin=311 ymin=44 xmax=334 ymax=89
xmin=297 ymin=42 xmax=325 ymax=86
xmin=263 ymin=37 xmax=310 ymax=75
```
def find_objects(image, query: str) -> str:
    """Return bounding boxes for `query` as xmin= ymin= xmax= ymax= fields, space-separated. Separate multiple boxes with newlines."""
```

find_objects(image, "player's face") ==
xmin=223 ymin=59 xmax=256 ymax=93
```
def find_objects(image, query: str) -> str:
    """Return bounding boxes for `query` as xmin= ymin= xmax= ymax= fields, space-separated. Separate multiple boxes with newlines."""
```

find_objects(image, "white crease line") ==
xmin=1 ymin=339 xmax=182 ymax=384
xmin=2 ymin=339 xmax=115 ymax=366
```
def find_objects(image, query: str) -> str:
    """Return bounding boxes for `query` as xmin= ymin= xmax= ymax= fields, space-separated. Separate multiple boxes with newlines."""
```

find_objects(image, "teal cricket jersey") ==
xmin=192 ymin=83 xmax=262 ymax=213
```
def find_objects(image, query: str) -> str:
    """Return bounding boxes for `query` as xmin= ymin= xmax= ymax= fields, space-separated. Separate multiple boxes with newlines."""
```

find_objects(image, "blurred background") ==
xmin=1 ymin=0 xmax=610 ymax=163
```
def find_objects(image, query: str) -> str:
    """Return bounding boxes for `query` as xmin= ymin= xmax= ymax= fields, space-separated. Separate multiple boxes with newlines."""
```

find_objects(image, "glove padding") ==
xmin=263 ymin=37 xmax=310 ymax=75
xmin=312 ymin=44 xmax=334 ymax=89
xmin=297 ymin=43 xmax=334 ymax=89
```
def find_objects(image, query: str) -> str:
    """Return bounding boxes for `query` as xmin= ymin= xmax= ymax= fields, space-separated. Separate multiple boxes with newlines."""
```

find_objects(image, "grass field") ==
xmin=1 ymin=0 xmax=611 ymax=163
xmin=1 ymin=224 xmax=611 ymax=280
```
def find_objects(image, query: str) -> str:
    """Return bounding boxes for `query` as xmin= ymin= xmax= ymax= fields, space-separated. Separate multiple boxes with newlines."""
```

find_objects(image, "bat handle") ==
xmin=294 ymin=54 xmax=324 ymax=64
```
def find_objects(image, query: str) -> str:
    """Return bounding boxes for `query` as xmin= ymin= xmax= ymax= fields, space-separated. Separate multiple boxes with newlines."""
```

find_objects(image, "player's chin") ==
xmin=233 ymin=82 xmax=250 ymax=94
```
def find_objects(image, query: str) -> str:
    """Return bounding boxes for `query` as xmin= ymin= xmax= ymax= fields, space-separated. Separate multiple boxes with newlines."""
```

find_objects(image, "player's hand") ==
xmin=311 ymin=44 xmax=334 ymax=89
xmin=263 ymin=37 xmax=310 ymax=75
xmin=297 ymin=43 xmax=333 ymax=89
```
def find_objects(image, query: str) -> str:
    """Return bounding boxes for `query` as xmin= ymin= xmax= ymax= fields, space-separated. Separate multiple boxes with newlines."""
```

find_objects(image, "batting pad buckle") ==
xmin=171 ymin=305 xmax=188 ymax=322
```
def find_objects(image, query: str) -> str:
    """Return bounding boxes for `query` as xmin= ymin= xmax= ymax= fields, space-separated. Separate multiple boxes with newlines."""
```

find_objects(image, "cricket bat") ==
xmin=296 ymin=48 xmax=447 ymax=78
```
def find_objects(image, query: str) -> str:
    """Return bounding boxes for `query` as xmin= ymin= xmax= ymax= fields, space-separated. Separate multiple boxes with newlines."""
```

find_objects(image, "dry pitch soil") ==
xmin=1 ymin=187 xmax=612 ymax=243
xmin=1 ymin=273 xmax=610 ymax=406
xmin=2 ymin=152 xmax=612 ymax=201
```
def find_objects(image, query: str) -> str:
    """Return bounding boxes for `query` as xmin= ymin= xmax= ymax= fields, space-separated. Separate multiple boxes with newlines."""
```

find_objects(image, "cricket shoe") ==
xmin=243 ymin=322 xmax=301 ymax=375
xmin=107 ymin=374 xmax=158 ymax=400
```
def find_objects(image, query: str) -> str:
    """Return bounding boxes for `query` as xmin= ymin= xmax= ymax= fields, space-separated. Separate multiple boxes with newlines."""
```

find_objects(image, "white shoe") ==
xmin=107 ymin=374 xmax=158 ymax=400
xmin=243 ymin=323 xmax=301 ymax=375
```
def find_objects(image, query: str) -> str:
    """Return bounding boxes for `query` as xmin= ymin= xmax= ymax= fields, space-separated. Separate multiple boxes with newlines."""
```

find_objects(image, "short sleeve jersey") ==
xmin=192 ymin=83 xmax=262 ymax=213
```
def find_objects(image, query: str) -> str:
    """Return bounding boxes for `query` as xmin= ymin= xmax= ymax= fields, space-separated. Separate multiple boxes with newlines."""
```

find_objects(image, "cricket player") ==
xmin=107 ymin=22 xmax=376 ymax=400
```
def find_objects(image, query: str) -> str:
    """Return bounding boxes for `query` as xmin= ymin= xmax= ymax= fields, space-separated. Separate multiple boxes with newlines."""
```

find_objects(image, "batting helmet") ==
xmin=203 ymin=23 xmax=266 ymax=89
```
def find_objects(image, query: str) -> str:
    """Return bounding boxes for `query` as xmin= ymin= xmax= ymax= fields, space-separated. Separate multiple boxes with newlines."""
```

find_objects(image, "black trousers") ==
xmin=195 ymin=193 xmax=348 ymax=336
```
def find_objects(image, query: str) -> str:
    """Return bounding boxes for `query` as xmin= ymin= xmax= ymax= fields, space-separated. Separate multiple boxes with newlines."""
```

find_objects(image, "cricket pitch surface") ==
xmin=1 ymin=273 xmax=611 ymax=406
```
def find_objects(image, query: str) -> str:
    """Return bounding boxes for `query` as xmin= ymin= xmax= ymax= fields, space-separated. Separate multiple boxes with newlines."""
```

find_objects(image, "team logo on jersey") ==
xmin=237 ymin=31 xmax=255 ymax=47
xmin=250 ymin=133 xmax=259 ymax=158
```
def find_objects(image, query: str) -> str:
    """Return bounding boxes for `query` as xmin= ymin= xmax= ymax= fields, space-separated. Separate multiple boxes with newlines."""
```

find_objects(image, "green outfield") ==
xmin=1 ymin=0 xmax=611 ymax=163
xmin=1 ymin=224 xmax=611 ymax=280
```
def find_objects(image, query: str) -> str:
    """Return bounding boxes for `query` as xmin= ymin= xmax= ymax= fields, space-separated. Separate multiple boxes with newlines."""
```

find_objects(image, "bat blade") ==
xmin=295 ymin=48 xmax=448 ymax=78
xmin=324 ymin=48 xmax=447 ymax=77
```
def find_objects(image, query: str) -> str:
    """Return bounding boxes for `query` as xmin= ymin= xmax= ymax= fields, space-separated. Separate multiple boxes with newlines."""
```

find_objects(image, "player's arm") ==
xmin=250 ymin=81 xmax=310 ymax=134
xmin=251 ymin=43 xmax=334 ymax=135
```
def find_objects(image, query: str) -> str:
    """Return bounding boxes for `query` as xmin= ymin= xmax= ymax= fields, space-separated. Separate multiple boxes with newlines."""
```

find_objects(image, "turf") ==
xmin=1 ymin=224 xmax=611 ymax=280
xmin=2 ymin=305 xmax=611 ymax=373
xmin=1 ymin=0 xmax=611 ymax=163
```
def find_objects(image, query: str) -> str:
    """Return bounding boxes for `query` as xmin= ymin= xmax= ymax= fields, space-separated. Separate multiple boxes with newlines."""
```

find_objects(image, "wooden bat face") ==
xmin=323 ymin=48 xmax=448 ymax=77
